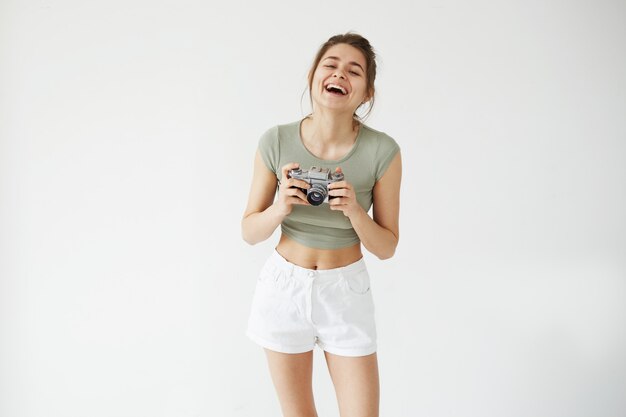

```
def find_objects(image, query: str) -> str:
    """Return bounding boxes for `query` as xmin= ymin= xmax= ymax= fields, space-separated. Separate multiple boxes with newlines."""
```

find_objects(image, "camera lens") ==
xmin=307 ymin=184 xmax=327 ymax=206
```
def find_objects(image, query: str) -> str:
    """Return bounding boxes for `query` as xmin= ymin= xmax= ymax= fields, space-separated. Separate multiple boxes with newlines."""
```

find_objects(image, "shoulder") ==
xmin=259 ymin=120 xmax=300 ymax=144
xmin=359 ymin=123 xmax=401 ymax=154
xmin=276 ymin=119 xmax=300 ymax=140
xmin=258 ymin=124 xmax=278 ymax=144
xmin=358 ymin=123 xmax=401 ymax=181
xmin=257 ymin=120 xmax=301 ymax=174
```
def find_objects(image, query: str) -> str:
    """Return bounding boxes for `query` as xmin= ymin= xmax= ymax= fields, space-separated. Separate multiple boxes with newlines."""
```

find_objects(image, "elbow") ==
xmin=375 ymin=241 xmax=398 ymax=260
xmin=375 ymin=235 xmax=398 ymax=260
xmin=376 ymin=249 xmax=395 ymax=261
xmin=241 ymin=229 xmax=259 ymax=246
xmin=242 ymin=234 xmax=255 ymax=246
xmin=241 ymin=221 xmax=258 ymax=246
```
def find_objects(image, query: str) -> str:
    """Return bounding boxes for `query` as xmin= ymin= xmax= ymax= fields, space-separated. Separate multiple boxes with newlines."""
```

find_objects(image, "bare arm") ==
xmin=329 ymin=151 xmax=402 ymax=259
xmin=241 ymin=150 xmax=311 ymax=245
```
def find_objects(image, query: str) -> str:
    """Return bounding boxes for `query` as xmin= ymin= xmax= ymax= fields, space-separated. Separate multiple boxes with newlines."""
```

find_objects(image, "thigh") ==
xmin=314 ymin=265 xmax=377 ymax=357
xmin=264 ymin=348 xmax=318 ymax=417
xmin=324 ymin=351 xmax=380 ymax=417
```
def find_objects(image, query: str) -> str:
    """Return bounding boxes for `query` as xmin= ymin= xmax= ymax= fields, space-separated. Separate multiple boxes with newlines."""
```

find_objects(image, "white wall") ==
xmin=1 ymin=0 xmax=625 ymax=416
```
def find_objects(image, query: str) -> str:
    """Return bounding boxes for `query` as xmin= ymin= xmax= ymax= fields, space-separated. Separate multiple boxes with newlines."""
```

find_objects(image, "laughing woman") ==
xmin=242 ymin=32 xmax=402 ymax=417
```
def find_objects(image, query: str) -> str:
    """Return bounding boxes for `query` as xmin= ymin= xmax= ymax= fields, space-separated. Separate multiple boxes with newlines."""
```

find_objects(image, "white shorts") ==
xmin=246 ymin=249 xmax=377 ymax=357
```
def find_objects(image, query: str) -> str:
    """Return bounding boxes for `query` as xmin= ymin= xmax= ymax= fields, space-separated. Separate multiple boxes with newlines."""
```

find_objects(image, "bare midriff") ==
xmin=275 ymin=233 xmax=363 ymax=270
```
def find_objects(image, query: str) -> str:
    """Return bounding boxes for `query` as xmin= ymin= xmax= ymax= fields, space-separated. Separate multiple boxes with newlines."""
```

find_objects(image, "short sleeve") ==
xmin=257 ymin=125 xmax=280 ymax=175
xmin=374 ymin=133 xmax=400 ymax=181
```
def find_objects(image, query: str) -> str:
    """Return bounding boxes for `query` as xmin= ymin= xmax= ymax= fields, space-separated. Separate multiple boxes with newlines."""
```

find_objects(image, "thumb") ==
xmin=282 ymin=162 xmax=301 ymax=179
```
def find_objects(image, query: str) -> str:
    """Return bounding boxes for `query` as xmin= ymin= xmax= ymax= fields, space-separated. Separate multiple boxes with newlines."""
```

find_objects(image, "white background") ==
xmin=1 ymin=0 xmax=625 ymax=416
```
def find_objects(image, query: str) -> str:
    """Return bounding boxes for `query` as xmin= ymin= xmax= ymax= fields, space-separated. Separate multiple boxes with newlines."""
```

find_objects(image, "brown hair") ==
xmin=303 ymin=32 xmax=377 ymax=125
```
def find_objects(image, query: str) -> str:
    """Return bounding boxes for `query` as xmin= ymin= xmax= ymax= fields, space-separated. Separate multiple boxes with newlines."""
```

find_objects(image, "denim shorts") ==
xmin=246 ymin=249 xmax=377 ymax=357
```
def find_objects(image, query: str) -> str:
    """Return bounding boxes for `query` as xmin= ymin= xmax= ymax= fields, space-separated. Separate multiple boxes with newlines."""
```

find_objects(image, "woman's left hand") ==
xmin=328 ymin=167 xmax=364 ymax=219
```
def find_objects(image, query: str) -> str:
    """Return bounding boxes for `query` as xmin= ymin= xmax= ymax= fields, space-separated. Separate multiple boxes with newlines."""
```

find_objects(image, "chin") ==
xmin=317 ymin=100 xmax=352 ymax=111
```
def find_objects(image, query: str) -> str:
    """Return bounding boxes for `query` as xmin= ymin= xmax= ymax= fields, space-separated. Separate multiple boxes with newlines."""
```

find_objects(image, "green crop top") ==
xmin=258 ymin=118 xmax=400 ymax=249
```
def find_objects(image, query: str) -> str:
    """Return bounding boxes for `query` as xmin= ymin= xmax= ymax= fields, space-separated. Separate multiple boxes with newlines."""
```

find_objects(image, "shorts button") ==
xmin=308 ymin=271 xmax=315 ymax=278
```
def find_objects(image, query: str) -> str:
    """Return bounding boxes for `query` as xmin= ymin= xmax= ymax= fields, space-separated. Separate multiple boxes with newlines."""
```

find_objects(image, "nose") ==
xmin=332 ymin=70 xmax=346 ymax=80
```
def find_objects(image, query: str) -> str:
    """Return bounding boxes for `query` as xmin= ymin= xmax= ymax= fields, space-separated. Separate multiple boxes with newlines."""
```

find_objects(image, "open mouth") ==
xmin=325 ymin=83 xmax=348 ymax=96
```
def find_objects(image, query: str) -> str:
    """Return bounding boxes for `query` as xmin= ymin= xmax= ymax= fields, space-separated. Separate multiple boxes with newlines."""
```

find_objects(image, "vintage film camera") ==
xmin=287 ymin=166 xmax=344 ymax=206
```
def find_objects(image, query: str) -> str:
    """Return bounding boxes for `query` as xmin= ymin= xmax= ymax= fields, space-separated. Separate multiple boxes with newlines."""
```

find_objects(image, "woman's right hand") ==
xmin=275 ymin=162 xmax=311 ymax=216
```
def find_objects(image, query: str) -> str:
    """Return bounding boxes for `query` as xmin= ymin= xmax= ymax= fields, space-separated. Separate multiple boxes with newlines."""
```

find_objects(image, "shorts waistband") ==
xmin=267 ymin=249 xmax=366 ymax=283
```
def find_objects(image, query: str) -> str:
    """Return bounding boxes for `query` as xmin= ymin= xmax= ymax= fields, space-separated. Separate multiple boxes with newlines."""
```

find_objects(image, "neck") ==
xmin=305 ymin=110 xmax=360 ymax=146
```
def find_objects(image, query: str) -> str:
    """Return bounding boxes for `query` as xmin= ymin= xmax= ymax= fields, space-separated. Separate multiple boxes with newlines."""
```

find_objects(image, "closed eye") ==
xmin=324 ymin=65 xmax=360 ymax=76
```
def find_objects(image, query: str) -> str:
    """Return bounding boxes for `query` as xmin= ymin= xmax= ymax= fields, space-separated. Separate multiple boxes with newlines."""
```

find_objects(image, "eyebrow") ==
xmin=322 ymin=56 xmax=365 ymax=72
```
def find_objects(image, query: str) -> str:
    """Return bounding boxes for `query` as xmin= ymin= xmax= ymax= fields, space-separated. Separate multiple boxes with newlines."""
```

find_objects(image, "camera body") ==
xmin=287 ymin=166 xmax=344 ymax=206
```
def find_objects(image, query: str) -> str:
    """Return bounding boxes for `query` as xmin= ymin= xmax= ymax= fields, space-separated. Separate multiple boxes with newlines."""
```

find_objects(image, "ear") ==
xmin=363 ymin=87 xmax=374 ymax=103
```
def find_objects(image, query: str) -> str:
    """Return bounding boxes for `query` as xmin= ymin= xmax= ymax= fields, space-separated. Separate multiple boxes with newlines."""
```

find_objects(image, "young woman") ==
xmin=242 ymin=33 xmax=401 ymax=417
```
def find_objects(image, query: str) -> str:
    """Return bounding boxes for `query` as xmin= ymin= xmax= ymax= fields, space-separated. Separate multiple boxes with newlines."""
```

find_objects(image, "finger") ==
xmin=287 ymin=178 xmax=310 ymax=189
xmin=329 ymin=180 xmax=349 ymax=190
xmin=284 ymin=187 xmax=308 ymax=201
xmin=328 ymin=189 xmax=349 ymax=197
xmin=289 ymin=196 xmax=310 ymax=205
xmin=291 ymin=187 xmax=310 ymax=202
xmin=281 ymin=162 xmax=301 ymax=181
xmin=280 ymin=182 xmax=310 ymax=196
xmin=294 ymin=198 xmax=311 ymax=205
xmin=279 ymin=177 xmax=308 ymax=188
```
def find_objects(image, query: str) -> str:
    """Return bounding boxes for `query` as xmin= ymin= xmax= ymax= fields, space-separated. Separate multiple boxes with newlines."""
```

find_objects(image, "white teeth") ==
xmin=326 ymin=83 xmax=347 ymax=95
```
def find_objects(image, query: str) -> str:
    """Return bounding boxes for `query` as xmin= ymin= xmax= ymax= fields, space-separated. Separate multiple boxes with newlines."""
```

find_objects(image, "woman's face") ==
xmin=310 ymin=43 xmax=370 ymax=116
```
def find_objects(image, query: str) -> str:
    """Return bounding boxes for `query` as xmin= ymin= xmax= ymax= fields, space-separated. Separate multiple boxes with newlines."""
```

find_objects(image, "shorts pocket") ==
xmin=257 ymin=264 xmax=287 ymax=290
xmin=342 ymin=269 xmax=371 ymax=295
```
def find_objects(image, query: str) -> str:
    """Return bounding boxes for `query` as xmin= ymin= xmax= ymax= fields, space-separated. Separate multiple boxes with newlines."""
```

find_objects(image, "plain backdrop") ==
xmin=1 ymin=0 xmax=625 ymax=416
